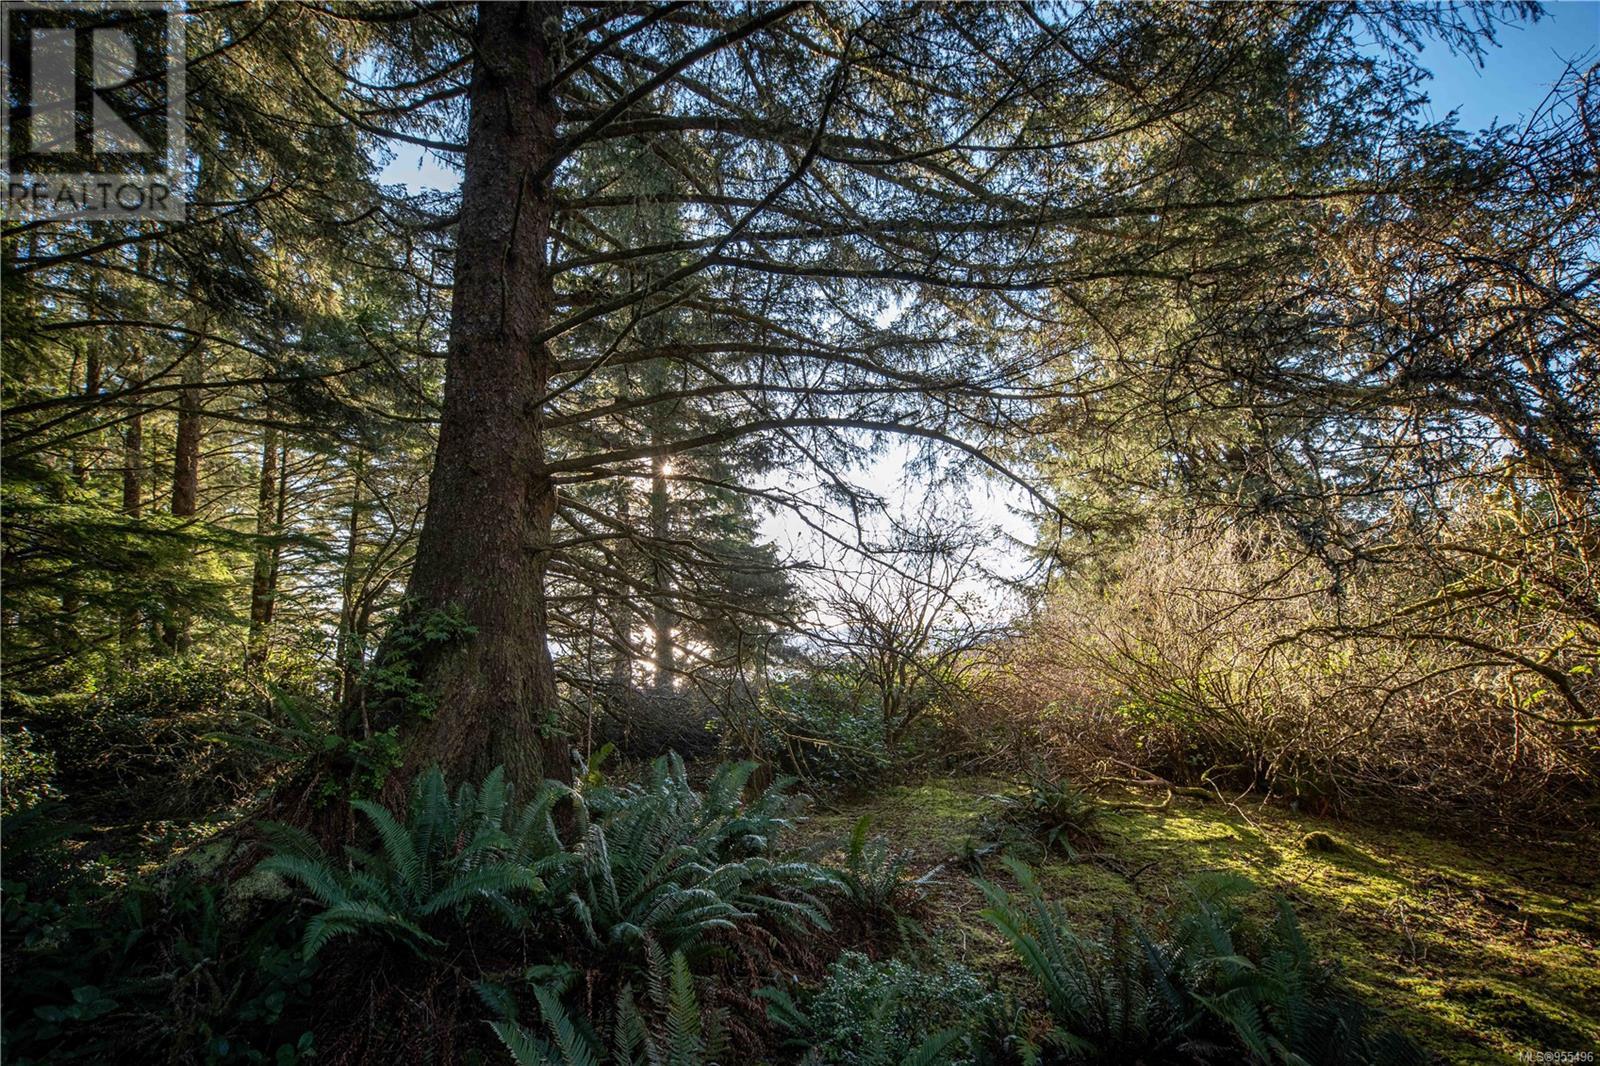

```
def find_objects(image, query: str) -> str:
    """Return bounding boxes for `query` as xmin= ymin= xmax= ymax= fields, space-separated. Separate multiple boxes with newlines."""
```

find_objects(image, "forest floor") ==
xmin=792 ymin=774 xmax=1600 ymax=1065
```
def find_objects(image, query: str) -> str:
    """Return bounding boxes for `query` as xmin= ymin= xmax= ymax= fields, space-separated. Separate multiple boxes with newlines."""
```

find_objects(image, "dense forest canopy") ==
xmin=1 ymin=2 xmax=1596 ymax=1063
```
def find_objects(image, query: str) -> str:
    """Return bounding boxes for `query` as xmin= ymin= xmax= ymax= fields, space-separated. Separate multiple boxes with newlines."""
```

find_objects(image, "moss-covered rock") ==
xmin=1302 ymin=830 xmax=1342 ymax=853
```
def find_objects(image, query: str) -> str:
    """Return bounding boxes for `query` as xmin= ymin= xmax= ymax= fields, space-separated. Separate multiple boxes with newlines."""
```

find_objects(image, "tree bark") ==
xmin=164 ymin=346 xmax=203 ymax=653
xmin=70 ymin=342 xmax=100 ymax=488
xmin=246 ymin=424 xmax=279 ymax=668
xmin=609 ymin=476 xmax=633 ymax=688
xmin=266 ymin=437 xmax=288 ymax=630
xmin=170 ymin=355 xmax=202 ymax=518
xmin=379 ymin=1 xmax=570 ymax=794
xmin=122 ymin=405 xmax=144 ymax=518
xmin=120 ymin=245 xmax=148 ymax=657
xmin=649 ymin=448 xmax=675 ymax=692
xmin=118 ymin=383 xmax=144 ymax=656
xmin=335 ymin=451 xmax=364 ymax=706
xmin=62 ymin=340 xmax=100 ymax=644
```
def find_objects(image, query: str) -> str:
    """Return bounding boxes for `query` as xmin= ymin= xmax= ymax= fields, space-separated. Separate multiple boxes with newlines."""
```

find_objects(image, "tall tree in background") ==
xmin=349 ymin=2 xmax=1542 ymax=792
xmin=1 ymin=4 xmax=440 ymax=680
xmin=1018 ymin=18 xmax=1596 ymax=720
xmin=548 ymin=136 xmax=801 ymax=712
xmin=7 ymin=0 xmax=1582 ymax=804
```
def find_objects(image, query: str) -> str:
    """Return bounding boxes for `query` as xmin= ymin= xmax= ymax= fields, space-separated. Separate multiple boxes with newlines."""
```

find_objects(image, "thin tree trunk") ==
xmin=650 ymin=448 xmax=674 ymax=692
xmin=377 ymin=1 xmax=570 ymax=794
xmin=62 ymin=342 xmax=100 ymax=643
xmin=336 ymin=452 xmax=364 ymax=707
xmin=636 ymin=195 xmax=679 ymax=695
xmin=265 ymin=437 xmax=288 ymax=629
xmin=164 ymin=346 xmax=203 ymax=653
xmin=246 ymin=424 xmax=279 ymax=668
xmin=71 ymin=344 xmax=100 ymax=487
xmin=609 ymin=476 xmax=632 ymax=688
xmin=119 ymin=384 xmax=144 ymax=656
xmin=122 ymin=405 xmax=143 ymax=517
xmin=170 ymin=353 xmax=202 ymax=517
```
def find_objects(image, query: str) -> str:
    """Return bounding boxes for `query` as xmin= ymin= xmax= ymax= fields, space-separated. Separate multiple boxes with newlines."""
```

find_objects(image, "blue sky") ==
xmin=370 ymin=4 xmax=1600 ymax=594
xmin=378 ymin=5 xmax=1599 ymax=190
xmin=1416 ymin=1 xmax=1597 ymax=130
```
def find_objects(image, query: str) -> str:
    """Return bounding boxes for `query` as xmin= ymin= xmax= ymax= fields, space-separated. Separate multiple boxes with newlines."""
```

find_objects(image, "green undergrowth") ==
xmin=796 ymin=776 xmax=1600 ymax=1064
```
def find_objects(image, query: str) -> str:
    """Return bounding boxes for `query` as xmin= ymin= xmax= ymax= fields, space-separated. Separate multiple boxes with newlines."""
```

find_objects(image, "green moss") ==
xmin=803 ymin=778 xmax=1002 ymax=863
xmin=1443 ymin=980 xmax=1590 ymax=1045
xmin=223 ymin=864 xmax=292 ymax=917
xmin=1302 ymin=830 xmax=1341 ymax=852
xmin=795 ymin=772 xmax=1600 ymax=1066
xmin=165 ymin=836 xmax=237 ymax=879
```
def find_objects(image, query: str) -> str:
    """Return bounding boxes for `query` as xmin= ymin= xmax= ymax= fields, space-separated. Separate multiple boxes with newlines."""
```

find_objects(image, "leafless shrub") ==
xmin=814 ymin=530 xmax=998 ymax=751
xmin=975 ymin=523 xmax=1597 ymax=825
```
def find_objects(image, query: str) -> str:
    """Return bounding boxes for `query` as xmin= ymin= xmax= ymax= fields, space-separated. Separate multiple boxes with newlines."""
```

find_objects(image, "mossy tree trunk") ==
xmin=375 ymin=1 xmax=570 ymax=797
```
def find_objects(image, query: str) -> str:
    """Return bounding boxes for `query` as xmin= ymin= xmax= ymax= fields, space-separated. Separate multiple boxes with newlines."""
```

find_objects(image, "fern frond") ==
xmin=755 ymin=985 xmax=808 ymax=1035
xmin=412 ymin=766 xmax=451 ymax=894
xmin=419 ymin=863 xmax=540 ymax=915
xmin=300 ymin=899 xmax=438 ymax=958
xmin=664 ymin=951 xmax=702 ymax=1066
xmin=492 ymin=1020 xmax=556 ymax=1066
xmin=532 ymin=984 xmax=602 ymax=1066
xmin=258 ymin=853 xmax=352 ymax=909
xmin=612 ymin=985 xmax=654 ymax=1065
xmin=351 ymin=797 xmax=424 ymax=893
xmin=476 ymin=764 xmax=510 ymax=835
xmin=254 ymin=820 xmax=325 ymax=862
xmin=847 ymin=814 xmax=871 ymax=865
xmin=899 ymin=1029 xmax=959 ymax=1066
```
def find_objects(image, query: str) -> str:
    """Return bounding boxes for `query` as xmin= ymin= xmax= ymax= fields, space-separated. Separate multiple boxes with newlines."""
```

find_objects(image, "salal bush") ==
xmin=761 ymin=951 xmax=994 ymax=1066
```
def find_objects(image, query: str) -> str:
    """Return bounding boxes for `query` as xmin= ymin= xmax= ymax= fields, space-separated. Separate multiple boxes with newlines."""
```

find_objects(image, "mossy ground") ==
xmin=794 ymin=775 xmax=1600 ymax=1064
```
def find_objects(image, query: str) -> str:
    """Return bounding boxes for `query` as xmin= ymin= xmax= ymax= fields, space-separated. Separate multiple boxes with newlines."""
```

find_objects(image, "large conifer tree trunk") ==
xmin=383 ymin=1 xmax=569 ymax=792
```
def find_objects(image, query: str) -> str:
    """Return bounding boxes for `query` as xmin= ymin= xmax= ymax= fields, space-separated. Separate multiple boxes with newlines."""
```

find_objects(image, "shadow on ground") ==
xmin=794 ymin=775 xmax=1600 ymax=1065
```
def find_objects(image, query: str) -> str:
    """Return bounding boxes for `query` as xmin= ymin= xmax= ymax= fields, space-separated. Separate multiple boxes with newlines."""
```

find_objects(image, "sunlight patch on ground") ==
xmin=794 ymin=774 xmax=1600 ymax=1065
